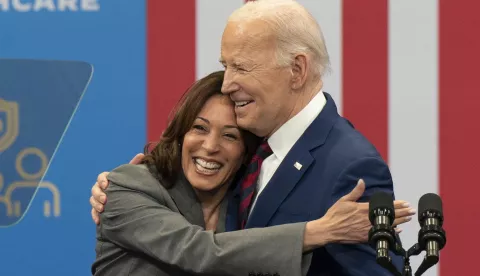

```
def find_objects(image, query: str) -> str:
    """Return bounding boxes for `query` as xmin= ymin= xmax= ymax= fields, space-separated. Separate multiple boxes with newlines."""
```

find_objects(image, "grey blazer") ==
xmin=92 ymin=164 xmax=311 ymax=276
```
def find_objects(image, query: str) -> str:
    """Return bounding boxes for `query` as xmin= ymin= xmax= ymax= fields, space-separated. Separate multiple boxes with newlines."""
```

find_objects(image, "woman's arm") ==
xmin=99 ymin=176 xmax=324 ymax=276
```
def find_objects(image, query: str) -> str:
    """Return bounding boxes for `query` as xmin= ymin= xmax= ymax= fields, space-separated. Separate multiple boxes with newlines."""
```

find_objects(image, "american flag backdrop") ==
xmin=147 ymin=1 xmax=480 ymax=275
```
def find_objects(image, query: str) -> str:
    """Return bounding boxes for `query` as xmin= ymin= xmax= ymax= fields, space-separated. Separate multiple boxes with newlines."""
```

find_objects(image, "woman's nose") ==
xmin=202 ymin=134 xmax=220 ymax=152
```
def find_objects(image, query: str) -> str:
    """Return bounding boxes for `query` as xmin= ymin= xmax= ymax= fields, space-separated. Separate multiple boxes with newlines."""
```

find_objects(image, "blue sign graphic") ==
xmin=0 ymin=1 xmax=146 ymax=275
xmin=0 ymin=59 xmax=92 ymax=226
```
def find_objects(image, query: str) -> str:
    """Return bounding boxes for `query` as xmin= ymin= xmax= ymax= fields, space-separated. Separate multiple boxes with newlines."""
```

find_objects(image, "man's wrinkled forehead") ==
xmin=221 ymin=21 xmax=275 ymax=62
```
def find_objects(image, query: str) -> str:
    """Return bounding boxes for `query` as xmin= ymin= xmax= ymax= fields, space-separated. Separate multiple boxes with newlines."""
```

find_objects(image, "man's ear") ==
xmin=291 ymin=53 xmax=308 ymax=90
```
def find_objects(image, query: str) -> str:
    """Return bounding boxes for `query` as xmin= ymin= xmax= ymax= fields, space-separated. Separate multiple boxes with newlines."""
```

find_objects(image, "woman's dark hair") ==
xmin=141 ymin=70 xmax=260 ymax=187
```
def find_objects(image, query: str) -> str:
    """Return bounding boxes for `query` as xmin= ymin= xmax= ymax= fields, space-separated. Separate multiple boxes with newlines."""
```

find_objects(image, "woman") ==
xmin=91 ymin=71 xmax=412 ymax=276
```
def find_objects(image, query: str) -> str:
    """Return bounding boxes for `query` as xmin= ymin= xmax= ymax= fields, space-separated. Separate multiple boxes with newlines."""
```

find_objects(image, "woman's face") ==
xmin=181 ymin=94 xmax=245 ymax=192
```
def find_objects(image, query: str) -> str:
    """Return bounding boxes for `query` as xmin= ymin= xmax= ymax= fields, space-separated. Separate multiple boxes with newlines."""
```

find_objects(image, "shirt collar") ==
xmin=267 ymin=91 xmax=326 ymax=162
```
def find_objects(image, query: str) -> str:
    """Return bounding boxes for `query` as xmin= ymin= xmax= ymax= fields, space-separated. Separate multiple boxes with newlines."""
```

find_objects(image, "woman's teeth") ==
xmin=194 ymin=158 xmax=221 ymax=174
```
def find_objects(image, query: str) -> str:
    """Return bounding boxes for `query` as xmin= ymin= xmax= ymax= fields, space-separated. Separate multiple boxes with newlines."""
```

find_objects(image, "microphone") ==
xmin=368 ymin=192 xmax=401 ymax=276
xmin=414 ymin=193 xmax=447 ymax=276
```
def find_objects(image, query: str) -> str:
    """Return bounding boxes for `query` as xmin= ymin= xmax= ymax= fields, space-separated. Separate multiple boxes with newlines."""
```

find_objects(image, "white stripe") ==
xmin=196 ymin=0 xmax=244 ymax=80
xmin=388 ymin=1 xmax=438 ymax=275
xmin=297 ymin=0 xmax=342 ymax=114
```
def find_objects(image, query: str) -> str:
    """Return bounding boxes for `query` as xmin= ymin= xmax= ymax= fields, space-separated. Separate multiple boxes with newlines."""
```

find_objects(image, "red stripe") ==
xmin=342 ymin=0 xmax=389 ymax=161
xmin=439 ymin=0 xmax=480 ymax=274
xmin=147 ymin=0 xmax=196 ymax=142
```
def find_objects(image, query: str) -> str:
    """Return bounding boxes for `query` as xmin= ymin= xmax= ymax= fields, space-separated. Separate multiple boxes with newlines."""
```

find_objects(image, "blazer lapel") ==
xmin=167 ymin=173 xmax=205 ymax=228
xmin=245 ymin=92 xmax=340 ymax=228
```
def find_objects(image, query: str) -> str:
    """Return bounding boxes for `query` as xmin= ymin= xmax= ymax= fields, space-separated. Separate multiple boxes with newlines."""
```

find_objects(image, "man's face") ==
xmin=220 ymin=20 xmax=297 ymax=138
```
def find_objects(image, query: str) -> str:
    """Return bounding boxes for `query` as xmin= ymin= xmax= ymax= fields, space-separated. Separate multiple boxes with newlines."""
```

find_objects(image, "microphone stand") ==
xmin=374 ymin=235 xmax=416 ymax=276
xmin=402 ymin=243 xmax=419 ymax=276
xmin=375 ymin=246 xmax=402 ymax=276
xmin=408 ymin=223 xmax=446 ymax=276
xmin=388 ymin=243 xmax=409 ymax=276
xmin=393 ymin=240 xmax=441 ymax=276
xmin=370 ymin=226 xmax=403 ymax=276
xmin=405 ymin=243 xmax=432 ymax=276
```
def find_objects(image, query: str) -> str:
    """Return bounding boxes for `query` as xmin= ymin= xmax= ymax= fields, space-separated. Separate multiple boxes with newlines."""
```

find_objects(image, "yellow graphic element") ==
xmin=5 ymin=181 xmax=60 ymax=217
xmin=0 ymin=146 xmax=61 ymax=219
xmin=16 ymin=147 xmax=48 ymax=180
xmin=0 ymin=173 xmax=13 ymax=216
xmin=0 ymin=98 xmax=19 ymax=151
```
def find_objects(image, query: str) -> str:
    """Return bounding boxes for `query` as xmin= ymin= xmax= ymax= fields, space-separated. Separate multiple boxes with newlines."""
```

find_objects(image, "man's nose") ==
xmin=221 ymin=68 xmax=239 ymax=94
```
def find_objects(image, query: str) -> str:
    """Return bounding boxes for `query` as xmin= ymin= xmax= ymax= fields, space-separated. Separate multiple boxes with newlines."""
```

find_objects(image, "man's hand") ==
xmin=129 ymin=153 xmax=145 ymax=165
xmin=317 ymin=179 xmax=414 ymax=244
xmin=90 ymin=172 xmax=109 ymax=225
xmin=90 ymin=153 xmax=145 ymax=224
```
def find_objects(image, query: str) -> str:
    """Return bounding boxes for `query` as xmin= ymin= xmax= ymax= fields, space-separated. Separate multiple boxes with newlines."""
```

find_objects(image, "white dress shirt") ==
xmin=249 ymin=91 xmax=327 ymax=214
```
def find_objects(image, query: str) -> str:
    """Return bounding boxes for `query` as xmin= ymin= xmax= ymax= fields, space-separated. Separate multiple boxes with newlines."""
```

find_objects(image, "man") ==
xmin=90 ymin=0 xmax=414 ymax=274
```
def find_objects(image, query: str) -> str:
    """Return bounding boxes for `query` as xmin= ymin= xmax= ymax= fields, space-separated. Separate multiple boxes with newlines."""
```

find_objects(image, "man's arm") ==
xmin=91 ymin=153 xmax=145 ymax=224
xmin=324 ymin=156 xmax=408 ymax=275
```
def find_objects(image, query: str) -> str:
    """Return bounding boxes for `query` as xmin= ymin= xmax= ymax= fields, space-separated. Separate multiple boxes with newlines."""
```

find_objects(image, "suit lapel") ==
xmin=167 ymin=173 xmax=205 ymax=228
xmin=246 ymin=145 xmax=314 ymax=228
xmin=245 ymin=92 xmax=340 ymax=228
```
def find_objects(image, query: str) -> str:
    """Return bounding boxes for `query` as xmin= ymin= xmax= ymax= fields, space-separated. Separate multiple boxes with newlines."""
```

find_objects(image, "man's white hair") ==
xmin=228 ymin=0 xmax=330 ymax=77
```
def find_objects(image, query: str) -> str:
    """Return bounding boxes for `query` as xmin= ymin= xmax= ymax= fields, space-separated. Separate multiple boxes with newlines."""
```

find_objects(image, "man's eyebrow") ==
xmin=219 ymin=59 xmax=251 ymax=70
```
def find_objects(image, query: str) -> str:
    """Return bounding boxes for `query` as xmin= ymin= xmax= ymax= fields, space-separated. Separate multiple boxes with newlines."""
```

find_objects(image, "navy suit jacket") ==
xmin=226 ymin=92 xmax=403 ymax=275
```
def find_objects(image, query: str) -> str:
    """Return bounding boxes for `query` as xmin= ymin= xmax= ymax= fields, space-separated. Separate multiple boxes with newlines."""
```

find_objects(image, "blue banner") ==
xmin=0 ymin=2 xmax=146 ymax=275
xmin=0 ymin=59 xmax=93 ymax=227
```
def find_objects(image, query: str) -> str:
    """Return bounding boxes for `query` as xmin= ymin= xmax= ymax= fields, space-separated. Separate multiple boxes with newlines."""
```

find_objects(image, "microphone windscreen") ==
xmin=418 ymin=193 xmax=443 ymax=222
xmin=369 ymin=191 xmax=394 ymax=224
